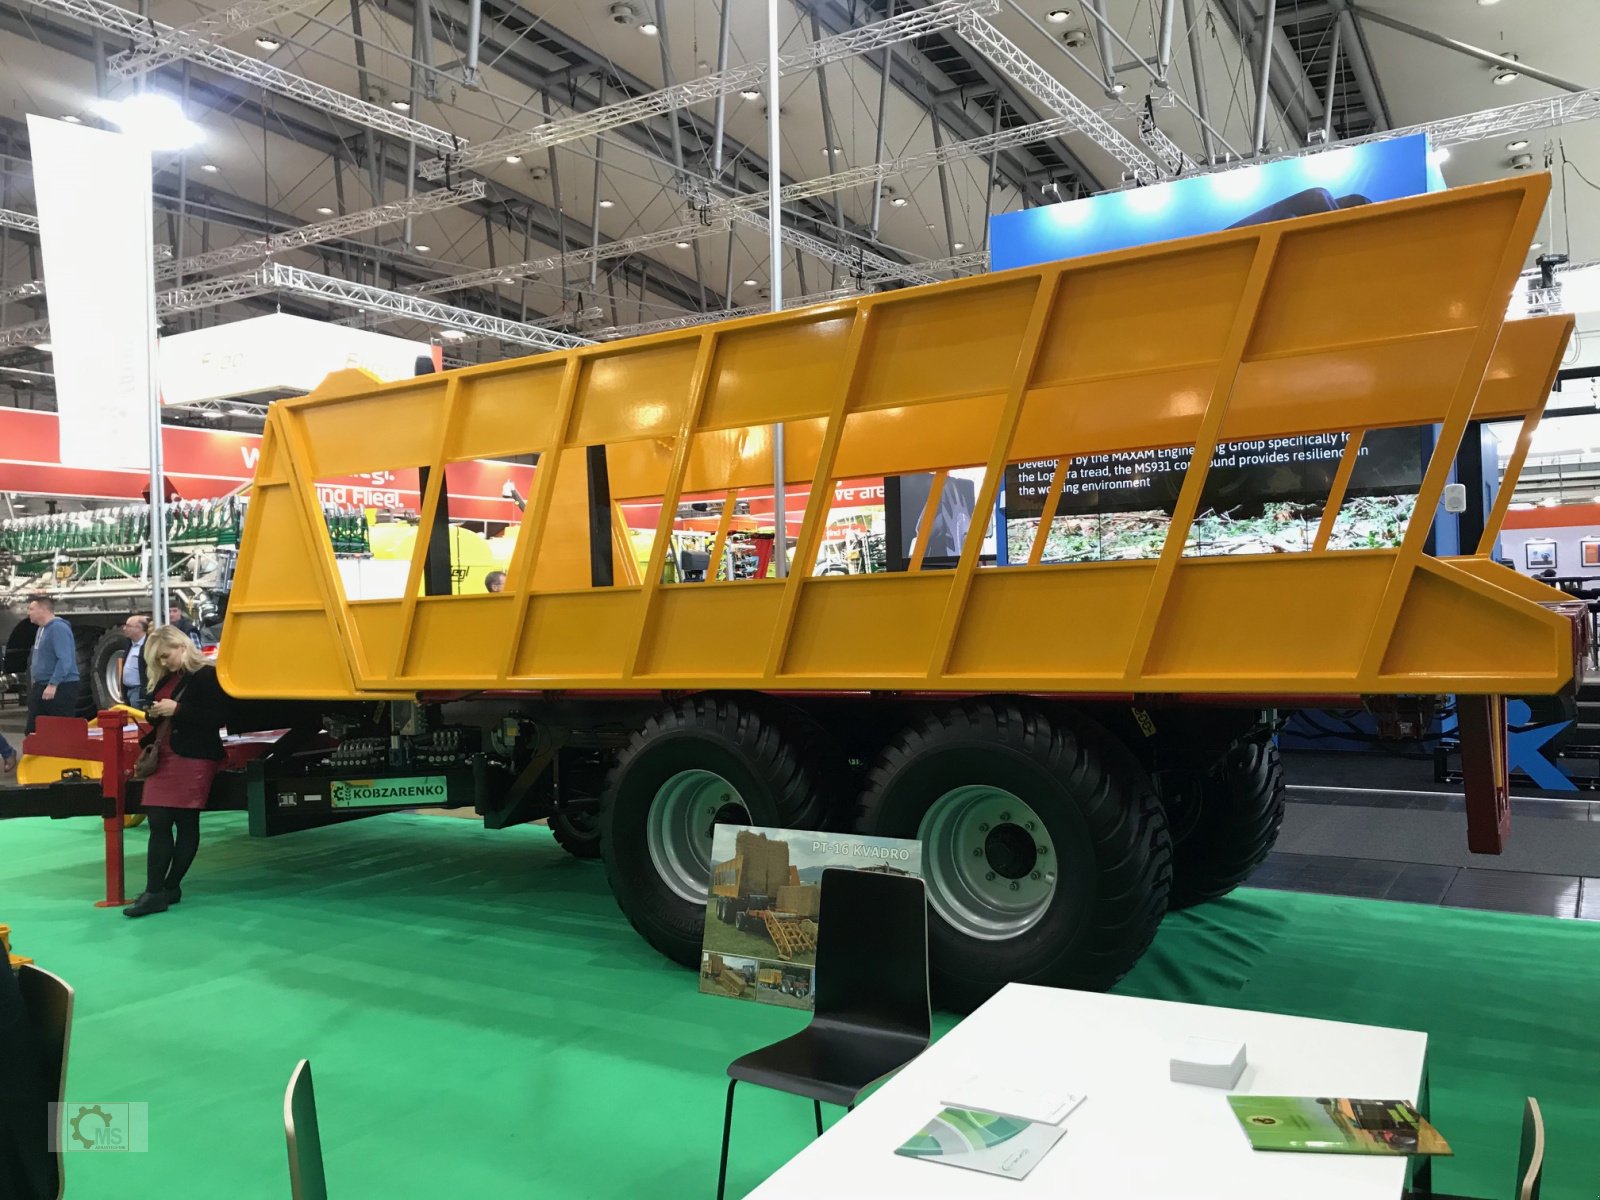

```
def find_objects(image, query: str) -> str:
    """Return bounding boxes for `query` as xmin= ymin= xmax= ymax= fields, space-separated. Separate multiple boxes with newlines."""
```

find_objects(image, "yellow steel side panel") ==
xmin=300 ymin=380 xmax=449 ymax=476
xmin=1013 ymin=367 xmax=1213 ymax=458
xmin=1222 ymin=330 xmax=1479 ymax=440
xmin=1140 ymin=556 xmax=1393 ymax=680
xmin=701 ymin=311 xmax=852 ymax=430
xmin=1247 ymin=187 xmax=1522 ymax=357
xmin=945 ymin=566 xmax=1151 ymax=678
xmin=1379 ymin=559 xmax=1569 ymax=688
xmin=347 ymin=601 xmax=405 ymax=682
xmin=1446 ymin=556 xmax=1569 ymax=603
xmin=511 ymin=590 xmax=638 ymax=680
xmin=227 ymin=485 xmax=329 ymax=609
xmin=833 ymin=396 xmax=1003 ymax=478
xmin=403 ymin=597 xmax=519 ymax=682
xmin=1475 ymin=314 xmax=1575 ymax=421
xmin=571 ymin=340 xmax=698 ymax=447
xmin=781 ymin=574 xmax=953 ymax=679
xmin=219 ymin=611 xmax=354 ymax=698
xmin=853 ymin=277 xmax=1037 ymax=411
xmin=528 ymin=452 xmax=606 ymax=592
xmin=635 ymin=585 xmax=786 ymax=678
xmin=253 ymin=424 xmax=289 ymax=485
xmin=450 ymin=364 xmax=567 ymax=459
xmin=1032 ymin=240 xmax=1255 ymax=382
xmin=220 ymin=176 xmax=1572 ymax=701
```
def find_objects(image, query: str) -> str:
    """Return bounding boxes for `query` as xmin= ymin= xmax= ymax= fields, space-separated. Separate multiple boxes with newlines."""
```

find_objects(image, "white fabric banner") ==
xmin=27 ymin=115 xmax=155 ymax=470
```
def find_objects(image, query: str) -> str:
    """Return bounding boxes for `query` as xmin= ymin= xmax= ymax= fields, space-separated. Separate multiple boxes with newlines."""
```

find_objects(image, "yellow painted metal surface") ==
xmin=221 ymin=176 xmax=1576 ymax=700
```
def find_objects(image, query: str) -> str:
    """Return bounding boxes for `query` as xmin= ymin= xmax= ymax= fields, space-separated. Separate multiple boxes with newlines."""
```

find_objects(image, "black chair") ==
xmin=715 ymin=868 xmax=930 ymax=1200
xmin=0 ymin=962 xmax=74 ymax=1200
xmin=284 ymin=1059 xmax=329 ymax=1200
xmin=1406 ymin=1097 xmax=1544 ymax=1200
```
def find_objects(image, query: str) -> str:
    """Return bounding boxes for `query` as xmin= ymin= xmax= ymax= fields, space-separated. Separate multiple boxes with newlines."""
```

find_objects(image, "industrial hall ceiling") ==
xmin=0 ymin=0 xmax=1597 ymax=428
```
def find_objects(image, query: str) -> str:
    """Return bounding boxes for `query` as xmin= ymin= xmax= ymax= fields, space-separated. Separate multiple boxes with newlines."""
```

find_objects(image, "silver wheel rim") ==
xmin=647 ymin=769 xmax=747 ymax=904
xmin=103 ymin=650 xmax=126 ymax=707
xmin=917 ymin=786 xmax=1057 ymax=940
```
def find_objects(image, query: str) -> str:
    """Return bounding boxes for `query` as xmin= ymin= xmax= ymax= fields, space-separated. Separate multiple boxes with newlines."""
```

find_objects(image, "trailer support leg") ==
xmin=1458 ymin=694 xmax=1510 ymax=854
xmin=93 ymin=710 xmax=131 ymax=908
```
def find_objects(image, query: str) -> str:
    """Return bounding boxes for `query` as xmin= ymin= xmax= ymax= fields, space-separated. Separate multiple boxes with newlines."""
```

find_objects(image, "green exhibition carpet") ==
xmin=4 ymin=812 xmax=1597 ymax=1198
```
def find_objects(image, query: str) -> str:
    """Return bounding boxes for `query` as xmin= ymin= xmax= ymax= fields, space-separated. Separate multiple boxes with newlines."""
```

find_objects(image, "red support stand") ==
xmin=1458 ymin=694 xmax=1511 ymax=855
xmin=93 ymin=710 xmax=132 ymax=908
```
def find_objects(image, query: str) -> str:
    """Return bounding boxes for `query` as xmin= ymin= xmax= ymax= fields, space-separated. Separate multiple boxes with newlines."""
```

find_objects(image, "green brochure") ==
xmin=1228 ymin=1096 xmax=1452 ymax=1156
xmin=896 ymin=1106 xmax=1067 ymax=1180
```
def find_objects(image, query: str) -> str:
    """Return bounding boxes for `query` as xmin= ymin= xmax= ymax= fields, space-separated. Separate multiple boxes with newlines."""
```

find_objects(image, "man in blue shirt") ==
xmin=120 ymin=613 xmax=150 ymax=707
xmin=24 ymin=595 xmax=79 ymax=733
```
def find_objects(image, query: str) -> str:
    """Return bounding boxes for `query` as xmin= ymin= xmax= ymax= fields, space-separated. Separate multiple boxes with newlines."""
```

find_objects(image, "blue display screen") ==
xmin=990 ymin=133 xmax=1437 ymax=271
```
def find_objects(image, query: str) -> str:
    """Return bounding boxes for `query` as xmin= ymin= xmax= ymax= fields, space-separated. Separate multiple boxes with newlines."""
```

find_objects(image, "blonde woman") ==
xmin=124 ymin=626 xmax=230 ymax=919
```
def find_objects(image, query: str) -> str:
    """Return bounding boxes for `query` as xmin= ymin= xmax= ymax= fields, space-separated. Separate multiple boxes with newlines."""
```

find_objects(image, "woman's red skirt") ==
xmin=141 ymin=751 xmax=221 ymax=810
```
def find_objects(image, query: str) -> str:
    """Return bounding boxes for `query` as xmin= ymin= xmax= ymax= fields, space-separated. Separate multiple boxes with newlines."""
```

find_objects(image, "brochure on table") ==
xmin=897 ymin=1107 xmax=1068 ymax=1181
xmin=1228 ymin=1096 xmax=1453 ymax=1156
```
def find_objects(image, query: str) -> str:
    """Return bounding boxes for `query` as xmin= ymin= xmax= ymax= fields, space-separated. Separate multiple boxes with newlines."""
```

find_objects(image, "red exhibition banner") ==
xmin=0 ymin=407 xmax=532 ymax=523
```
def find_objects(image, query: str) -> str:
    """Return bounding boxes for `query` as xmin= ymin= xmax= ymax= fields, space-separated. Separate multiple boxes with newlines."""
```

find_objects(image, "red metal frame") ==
xmin=93 ymin=710 xmax=133 ymax=908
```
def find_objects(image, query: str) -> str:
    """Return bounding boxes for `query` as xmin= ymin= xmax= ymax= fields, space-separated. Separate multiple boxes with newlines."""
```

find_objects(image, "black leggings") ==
xmin=145 ymin=809 xmax=201 ymax=894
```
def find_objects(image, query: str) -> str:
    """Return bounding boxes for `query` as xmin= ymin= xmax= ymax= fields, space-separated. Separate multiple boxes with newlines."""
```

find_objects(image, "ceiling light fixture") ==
xmin=504 ymin=154 xmax=522 ymax=164
xmin=675 ymin=241 xmax=690 ymax=248
xmin=1109 ymin=81 xmax=1127 ymax=95
xmin=1062 ymin=28 xmax=1089 ymax=48
xmin=739 ymin=88 xmax=761 ymax=100
xmin=1046 ymin=8 xmax=1071 ymax=21
xmin=1494 ymin=69 xmax=1519 ymax=84
xmin=953 ymin=241 xmax=965 ymax=250
xmin=61 ymin=114 xmax=82 ymax=124
xmin=201 ymin=162 xmax=218 ymax=173
xmin=254 ymin=35 xmax=280 ymax=50
xmin=598 ymin=198 xmax=615 ymax=208
xmin=742 ymin=278 xmax=758 ymax=286
xmin=391 ymin=98 xmax=411 ymax=110
xmin=1509 ymin=153 xmax=1534 ymax=170
xmin=92 ymin=92 xmax=203 ymax=151
xmin=639 ymin=21 xmax=659 ymax=35
xmin=1477 ymin=0 xmax=1501 ymax=5
xmin=414 ymin=244 xmax=431 ymax=253
xmin=316 ymin=206 xmax=334 ymax=215
xmin=890 ymin=196 xmax=908 ymax=207
xmin=1506 ymin=139 xmax=1529 ymax=151
xmin=1530 ymin=241 xmax=1543 ymax=250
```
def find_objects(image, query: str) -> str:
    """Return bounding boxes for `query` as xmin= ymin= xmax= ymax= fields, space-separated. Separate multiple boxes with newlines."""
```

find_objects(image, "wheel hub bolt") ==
xmin=1024 ymin=820 xmax=1035 ymax=831
xmin=999 ymin=812 xmax=1011 ymax=822
xmin=1038 ymin=845 xmax=1049 ymax=856
xmin=1030 ymin=871 xmax=1041 ymax=881
xmin=985 ymin=871 xmax=996 ymax=881
xmin=972 ymin=848 xmax=983 ymax=857
xmin=978 ymin=822 xmax=989 ymax=832
xmin=1009 ymin=881 xmax=1020 ymax=891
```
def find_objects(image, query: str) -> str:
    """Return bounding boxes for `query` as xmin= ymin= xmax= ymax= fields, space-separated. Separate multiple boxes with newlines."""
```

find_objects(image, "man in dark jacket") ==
xmin=120 ymin=614 xmax=150 ymax=708
xmin=167 ymin=605 xmax=201 ymax=647
xmin=24 ymin=596 xmax=78 ymax=734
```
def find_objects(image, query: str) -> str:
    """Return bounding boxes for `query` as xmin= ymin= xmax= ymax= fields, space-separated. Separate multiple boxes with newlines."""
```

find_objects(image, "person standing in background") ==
xmin=123 ymin=625 xmax=231 ymax=918
xmin=0 ymin=731 xmax=15 ymax=774
xmin=485 ymin=571 xmax=506 ymax=593
xmin=24 ymin=595 xmax=78 ymax=733
xmin=121 ymin=613 xmax=150 ymax=708
xmin=168 ymin=604 xmax=201 ymax=647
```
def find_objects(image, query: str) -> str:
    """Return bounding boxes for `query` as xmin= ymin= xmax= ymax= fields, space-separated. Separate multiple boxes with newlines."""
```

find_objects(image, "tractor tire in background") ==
xmin=549 ymin=807 xmax=602 ymax=860
xmin=1164 ymin=734 xmax=1286 ymax=911
xmin=598 ymin=697 xmax=831 ymax=968
xmin=88 ymin=628 xmax=132 ymax=713
xmin=72 ymin=625 xmax=102 ymax=717
xmin=853 ymin=702 xmax=1172 ymax=1012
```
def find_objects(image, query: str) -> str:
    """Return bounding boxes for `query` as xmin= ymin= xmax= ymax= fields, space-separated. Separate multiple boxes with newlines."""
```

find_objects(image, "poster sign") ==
xmin=699 ymin=825 xmax=922 ymax=1011
xmin=27 ymin=115 xmax=155 ymax=470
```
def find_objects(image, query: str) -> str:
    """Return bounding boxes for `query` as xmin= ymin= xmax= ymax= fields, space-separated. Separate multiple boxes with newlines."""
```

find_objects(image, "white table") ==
xmin=747 ymin=983 xmax=1428 ymax=1200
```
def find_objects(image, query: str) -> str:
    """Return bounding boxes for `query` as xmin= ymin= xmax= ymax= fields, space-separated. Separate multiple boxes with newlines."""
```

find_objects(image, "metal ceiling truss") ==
xmin=258 ymin=263 xmax=592 ymax=350
xmin=0 ymin=183 xmax=487 ymax=305
xmin=731 ymin=209 xmax=942 ymax=287
xmin=0 ymin=207 xmax=40 ymax=233
xmin=109 ymin=0 xmax=326 ymax=76
xmin=0 ymin=269 xmax=271 ymax=349
xmin=21 ymin=0 xmax=459 ymax=151
xmin=596 ymin=287 xmax=861 ymax=340
xmin=418 ymin=0 xmax=998 ymax=179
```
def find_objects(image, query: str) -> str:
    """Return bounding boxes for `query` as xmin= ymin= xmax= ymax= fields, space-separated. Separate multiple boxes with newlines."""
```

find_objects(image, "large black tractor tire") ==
xmin=549 ymin=807 xmax=602 ymax=860
xmin=598 ymin=697 xmax=830 ymax=968
xmin=1166 ymin=735 xmax=1286 ymax=911
xmin=88 ymin=628 xmax=132 ymax=713
xmin=72 ymin=625 xmax=104 ymax=717
xmin=854 ymin=702 xmax=1172 ymax=1012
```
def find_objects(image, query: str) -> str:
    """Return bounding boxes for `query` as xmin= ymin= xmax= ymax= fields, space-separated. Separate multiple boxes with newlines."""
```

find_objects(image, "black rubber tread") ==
xmin=598 ymin=696 xmax=832 ymax=969
xmin=549 ymin=808 xmax=602 ymax=860
xmin=1166 ymin=735 xmax=1286 ymax=911
xmin=853 ymin=701 xmax=1172 ymax=1012
xmin=72 ymin=624 xmax=103 ymax=717
xmin=88 ymin=628 xmax=131 ymax=713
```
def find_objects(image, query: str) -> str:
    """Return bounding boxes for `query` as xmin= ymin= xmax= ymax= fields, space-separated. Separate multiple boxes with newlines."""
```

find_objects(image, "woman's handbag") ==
xmin=132 ymin=738 xmax=161 ymax=780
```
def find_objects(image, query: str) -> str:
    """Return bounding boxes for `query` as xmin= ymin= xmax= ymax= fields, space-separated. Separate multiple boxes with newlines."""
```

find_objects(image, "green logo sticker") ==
xmin=330 ymin=776 xmax=448 ymax=808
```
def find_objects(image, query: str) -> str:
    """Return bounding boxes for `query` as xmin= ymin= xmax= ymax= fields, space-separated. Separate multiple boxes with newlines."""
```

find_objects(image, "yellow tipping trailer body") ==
xmin=220 ymin=175 xmax=1576 ymax=703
